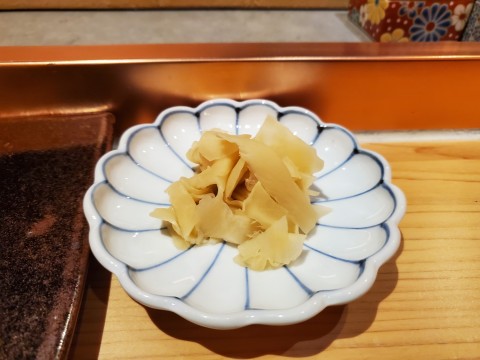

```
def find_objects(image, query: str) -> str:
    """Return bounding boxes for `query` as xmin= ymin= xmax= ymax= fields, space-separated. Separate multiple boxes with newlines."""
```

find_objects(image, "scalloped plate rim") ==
xmin=83 ymin=98 xmax=406 ymax=329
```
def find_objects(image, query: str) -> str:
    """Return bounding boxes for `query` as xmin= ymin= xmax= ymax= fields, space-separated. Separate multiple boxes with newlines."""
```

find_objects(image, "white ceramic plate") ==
xmin=83 ymin=99 xmax=406 ymax=329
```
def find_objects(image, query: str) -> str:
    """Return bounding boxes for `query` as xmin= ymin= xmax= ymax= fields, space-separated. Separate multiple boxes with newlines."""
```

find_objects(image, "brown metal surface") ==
xmin=1 ymin=42 xmax=480 ymax=137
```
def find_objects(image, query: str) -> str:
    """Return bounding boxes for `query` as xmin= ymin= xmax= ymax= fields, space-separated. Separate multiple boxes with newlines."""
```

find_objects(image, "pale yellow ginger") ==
xmin=151 ymin=116 xmax=329 ymax=271
xmin=236 ymin=216 xmax=306 ymax=270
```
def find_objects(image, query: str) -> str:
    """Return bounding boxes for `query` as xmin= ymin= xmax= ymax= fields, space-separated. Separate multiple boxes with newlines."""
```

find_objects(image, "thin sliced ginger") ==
xmin=150 ymin=116 xmax=329 ymax=271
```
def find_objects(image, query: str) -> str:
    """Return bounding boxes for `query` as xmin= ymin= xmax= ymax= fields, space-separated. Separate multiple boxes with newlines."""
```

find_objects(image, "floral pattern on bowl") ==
xmin=348 ymin=0 xmax=474 ymax=42
xmin=83 ymin=99 xmax=406 ymax=329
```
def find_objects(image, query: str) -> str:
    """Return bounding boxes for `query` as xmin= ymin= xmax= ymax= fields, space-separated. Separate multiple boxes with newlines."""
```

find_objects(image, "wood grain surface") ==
xmin=69 ymin=139 xmax=480 ymax=359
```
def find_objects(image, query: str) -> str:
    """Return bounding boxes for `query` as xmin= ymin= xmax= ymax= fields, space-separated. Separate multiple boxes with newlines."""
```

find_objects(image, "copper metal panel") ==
xmin=1 ymin=42 xmax=480 ymax=138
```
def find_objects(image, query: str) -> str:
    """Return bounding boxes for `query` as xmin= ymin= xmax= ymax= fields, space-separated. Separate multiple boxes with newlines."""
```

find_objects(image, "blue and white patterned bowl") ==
xmin=83 ymin=99 xmax=406 ymax=329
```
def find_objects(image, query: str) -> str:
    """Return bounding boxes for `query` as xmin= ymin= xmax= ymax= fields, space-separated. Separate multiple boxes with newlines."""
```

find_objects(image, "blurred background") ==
xmin=1 ymin=0 xmax=478 ymax=45
xmin=0 ymin=1 xmax=369 ymax=45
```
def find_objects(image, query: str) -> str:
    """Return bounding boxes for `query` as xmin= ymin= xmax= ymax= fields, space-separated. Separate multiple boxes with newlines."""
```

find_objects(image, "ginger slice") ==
xmin=151 ymin=116 xmax=327 ymax=271
xmin=235 ymin=216 xmax=305 ymax=271
xmin=254 ymin=116 xmax=324 ymax=175
xmin=217 ymin=132 xmax=319 ymax=234
xmin=241 ymin=181 xmax=287 ymax=228
xmin=195 ymin=191 xmax=257 ymax=245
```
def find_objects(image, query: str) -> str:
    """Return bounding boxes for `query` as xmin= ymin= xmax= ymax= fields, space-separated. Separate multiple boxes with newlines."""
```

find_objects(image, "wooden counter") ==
xmin=69 ymin=137 xmax=480 ymax=359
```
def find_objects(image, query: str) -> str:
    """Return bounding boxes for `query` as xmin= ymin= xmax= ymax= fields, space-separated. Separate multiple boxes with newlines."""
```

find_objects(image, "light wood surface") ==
xmin=0 ymin=0 xmax=348 ymax=9
xmin=70 ymin=138 xmax=480 ymax=359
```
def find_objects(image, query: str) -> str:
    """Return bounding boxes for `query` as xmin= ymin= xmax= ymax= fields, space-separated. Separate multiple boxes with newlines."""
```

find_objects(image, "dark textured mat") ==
xmin=0 ymin=113 xmax=113 ymax=360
